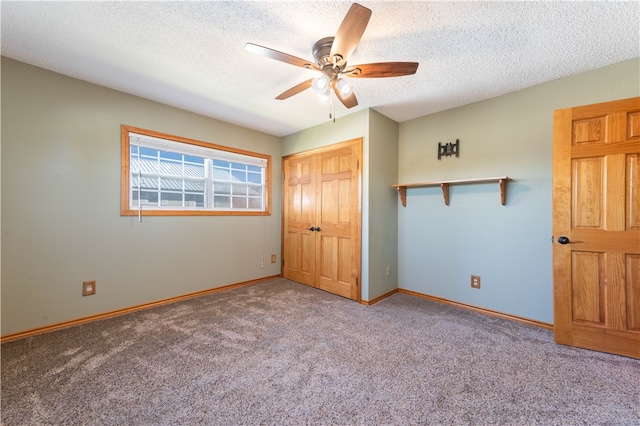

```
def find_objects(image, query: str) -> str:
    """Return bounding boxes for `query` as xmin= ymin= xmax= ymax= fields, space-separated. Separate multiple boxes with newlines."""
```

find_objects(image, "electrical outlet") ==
xmin=271 ymin=254 xmax=277 ymax=263
xmin=386 ymin=266 xmax=391 ymax=276
xmin=471 ymin=275 xmax=481 ymax=289
xmin=83 ymin=280 xmax=96 ymax=296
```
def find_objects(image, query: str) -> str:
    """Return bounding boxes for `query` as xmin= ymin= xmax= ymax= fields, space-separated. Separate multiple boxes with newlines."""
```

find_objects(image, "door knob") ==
xmin=315 ymin=227 xmax=321 ymax=232
xmin=308 ymin=227 xmax=317 ymax=232
xmin=557 ymin=236 xmax=570 ymax=244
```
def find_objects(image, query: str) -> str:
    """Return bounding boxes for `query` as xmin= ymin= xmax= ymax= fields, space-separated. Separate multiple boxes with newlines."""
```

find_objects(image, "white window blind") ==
xmin=128 ymin=133 xmax=267 ymax=168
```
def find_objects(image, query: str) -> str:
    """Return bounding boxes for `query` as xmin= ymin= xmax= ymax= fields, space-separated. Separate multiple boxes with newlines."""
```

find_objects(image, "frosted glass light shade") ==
xmin=312 ymin=75 xmax=330 ymax=95
xmin=318 ymin=93 xmax=331 ymax=104
xmin=336 ymin=78 xmax=353 ymax=96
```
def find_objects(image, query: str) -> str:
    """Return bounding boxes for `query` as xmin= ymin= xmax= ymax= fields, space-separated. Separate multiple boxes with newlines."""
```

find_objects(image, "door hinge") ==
xmin=356 ymin=277 xmax=359 ymax=286
xmin=282 ymin=259 xmax=284 ymax=267
xmin=357 ymin=160 xmax=359 ymax=169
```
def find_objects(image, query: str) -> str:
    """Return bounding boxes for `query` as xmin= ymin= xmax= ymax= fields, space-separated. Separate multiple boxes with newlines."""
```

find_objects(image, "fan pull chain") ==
xmin=330 ymin=90 xmax=336 ymax=122
xmin=328 ymin=90 xmax=333 ymax=121
xmin=333 ymin=97 xmax=336 ymax=122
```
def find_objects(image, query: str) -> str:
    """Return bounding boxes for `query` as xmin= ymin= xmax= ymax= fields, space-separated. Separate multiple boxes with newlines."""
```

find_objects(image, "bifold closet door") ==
xmin=282 ymin=139 xmax=362 ymax=301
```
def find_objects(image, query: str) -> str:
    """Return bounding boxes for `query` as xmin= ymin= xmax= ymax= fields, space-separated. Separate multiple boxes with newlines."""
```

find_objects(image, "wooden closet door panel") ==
xmin=282 ymin=155 xmax=316 ymax=286
xmin=315 ymin=142 xmax=361 ymax=300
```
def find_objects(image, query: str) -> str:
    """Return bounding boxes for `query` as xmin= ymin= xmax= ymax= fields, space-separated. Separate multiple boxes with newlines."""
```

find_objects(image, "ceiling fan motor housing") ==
xmin=313 ymin=37 xmax=342 ymax=74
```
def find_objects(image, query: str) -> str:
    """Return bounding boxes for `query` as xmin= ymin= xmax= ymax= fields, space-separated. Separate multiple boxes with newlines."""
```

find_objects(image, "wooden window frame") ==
xmin=121 ymin=125 xmax=271 ymax=216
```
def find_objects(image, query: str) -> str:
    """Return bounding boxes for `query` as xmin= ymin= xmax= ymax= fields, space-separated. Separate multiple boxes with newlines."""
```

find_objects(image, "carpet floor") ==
xmin=2 ymin=278 xmax=639 ymax=425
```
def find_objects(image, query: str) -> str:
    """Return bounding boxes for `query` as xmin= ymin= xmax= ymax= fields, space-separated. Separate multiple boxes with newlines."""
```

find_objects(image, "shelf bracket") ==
xmin=440 ymin=183 xmax=450 ymax=206
xmin=499 ymin=178 xmax=508 ymax=205
xmin=397 ymin=186 xmax=407 ymax=207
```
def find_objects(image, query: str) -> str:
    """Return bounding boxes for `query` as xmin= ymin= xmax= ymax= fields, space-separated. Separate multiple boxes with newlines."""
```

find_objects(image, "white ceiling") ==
xmin=2 ymin=1 xmax=639 ymax=137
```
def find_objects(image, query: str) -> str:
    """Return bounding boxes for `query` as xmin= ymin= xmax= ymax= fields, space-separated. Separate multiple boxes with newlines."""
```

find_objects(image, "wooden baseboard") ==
xmin=1 ymin=275 xmax=281 ymax=343
xmin=360 ymin=288 xmax=399 ymax=306
xmin=398 ymin=288 xmax=553 ymax=331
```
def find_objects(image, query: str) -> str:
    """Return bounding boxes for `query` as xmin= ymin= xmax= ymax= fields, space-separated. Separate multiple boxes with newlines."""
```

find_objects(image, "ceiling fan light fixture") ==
xmin=318 ymin=93 xmax=332 ymax=104
xmin=312 ymin=75 xmax=330 ymax=95
xmin=336 ymin=78 xmax=353 ymax=97
xmin=245 ymin=3 xmax=417 ymax=111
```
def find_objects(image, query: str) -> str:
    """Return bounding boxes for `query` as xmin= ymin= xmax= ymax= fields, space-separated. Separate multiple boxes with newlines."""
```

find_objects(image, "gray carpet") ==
xmin=2 ymin=278 xmax=639 ymax=425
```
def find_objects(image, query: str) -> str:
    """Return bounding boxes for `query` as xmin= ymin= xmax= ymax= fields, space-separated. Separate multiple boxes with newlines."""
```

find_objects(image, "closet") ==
xmin=282 ymin=138 xmax=362 ymax=300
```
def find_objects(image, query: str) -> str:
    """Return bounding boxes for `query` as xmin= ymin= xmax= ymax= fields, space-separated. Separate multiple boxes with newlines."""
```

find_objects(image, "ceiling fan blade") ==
xmin=330 ymin=3 xmax=372 ymax=66
xmin=245 ymin=43 xmax=318 ymax=70
xmin=344 ymin=62 xmax=419 ymax=78
xmin=333 ymin=84 xmax=358 ymax=109
xmin=276 ymin=79 xmax=313 ymax=100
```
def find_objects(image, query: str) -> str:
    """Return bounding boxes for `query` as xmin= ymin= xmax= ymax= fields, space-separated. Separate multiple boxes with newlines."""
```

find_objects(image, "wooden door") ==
xmin=552 ymin=97 xmax=640 ymax=359
xmin=314 ymin=142 xmax=361 ymax=299
xmin=282 ymin=139 xmax=362 ymax=301
xmin=282 ymin=154 xmax=316 ymax=287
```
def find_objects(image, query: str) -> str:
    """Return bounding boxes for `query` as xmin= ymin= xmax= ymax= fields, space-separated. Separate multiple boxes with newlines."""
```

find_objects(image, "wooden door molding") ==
xmin=552 ymin=97 xmax=640 ymax=359
xmin=282 ymin=138 xmax=363 ymax=301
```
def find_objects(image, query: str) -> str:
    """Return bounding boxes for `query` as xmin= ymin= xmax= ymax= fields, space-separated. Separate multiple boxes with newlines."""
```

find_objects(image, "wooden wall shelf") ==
xmin=393 ymin=176 xmax=511 ymax=207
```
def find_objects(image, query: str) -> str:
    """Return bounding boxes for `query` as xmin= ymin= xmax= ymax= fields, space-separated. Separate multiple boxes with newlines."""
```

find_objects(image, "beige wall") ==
xmin=1 ymin=58 xmax=282 ymax=336
xmin=397 ymin=58 xmax=640 ymax=323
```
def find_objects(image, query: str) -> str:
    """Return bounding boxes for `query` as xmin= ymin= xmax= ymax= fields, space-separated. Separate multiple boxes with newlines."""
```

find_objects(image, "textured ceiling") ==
xmin=2 ymin=1 xmax=639 ymax=137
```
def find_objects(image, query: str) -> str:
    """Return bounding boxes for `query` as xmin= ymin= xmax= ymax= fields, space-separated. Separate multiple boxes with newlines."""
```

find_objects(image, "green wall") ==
xmin=397 ymin=58 xmax=640 ymax=324
xmin=1 ymin=58 xmax=282 ymax=336
xmin=3 ymin=55 xmax=638 ymax=336
xmin=367 ymin=110 xmax=399 ymax=299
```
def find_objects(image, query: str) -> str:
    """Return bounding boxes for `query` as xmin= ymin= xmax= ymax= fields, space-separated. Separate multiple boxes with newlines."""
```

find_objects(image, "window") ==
xmin=121 ymin=125 xmax=270 ymax=216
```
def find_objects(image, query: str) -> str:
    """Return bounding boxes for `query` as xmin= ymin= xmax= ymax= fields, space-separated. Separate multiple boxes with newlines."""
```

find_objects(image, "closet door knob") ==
xmin=557 ymin=236 xmax=570 ymax=244
xmin=315 ymin=227 xmax=321 ymax=232
xmin=308 ymin=227 xmax=317 ymax=232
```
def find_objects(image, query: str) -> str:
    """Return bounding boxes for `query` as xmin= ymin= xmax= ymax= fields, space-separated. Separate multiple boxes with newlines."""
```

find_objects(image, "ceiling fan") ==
xmin=245 ymin=3 xmax=419 ymax=110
